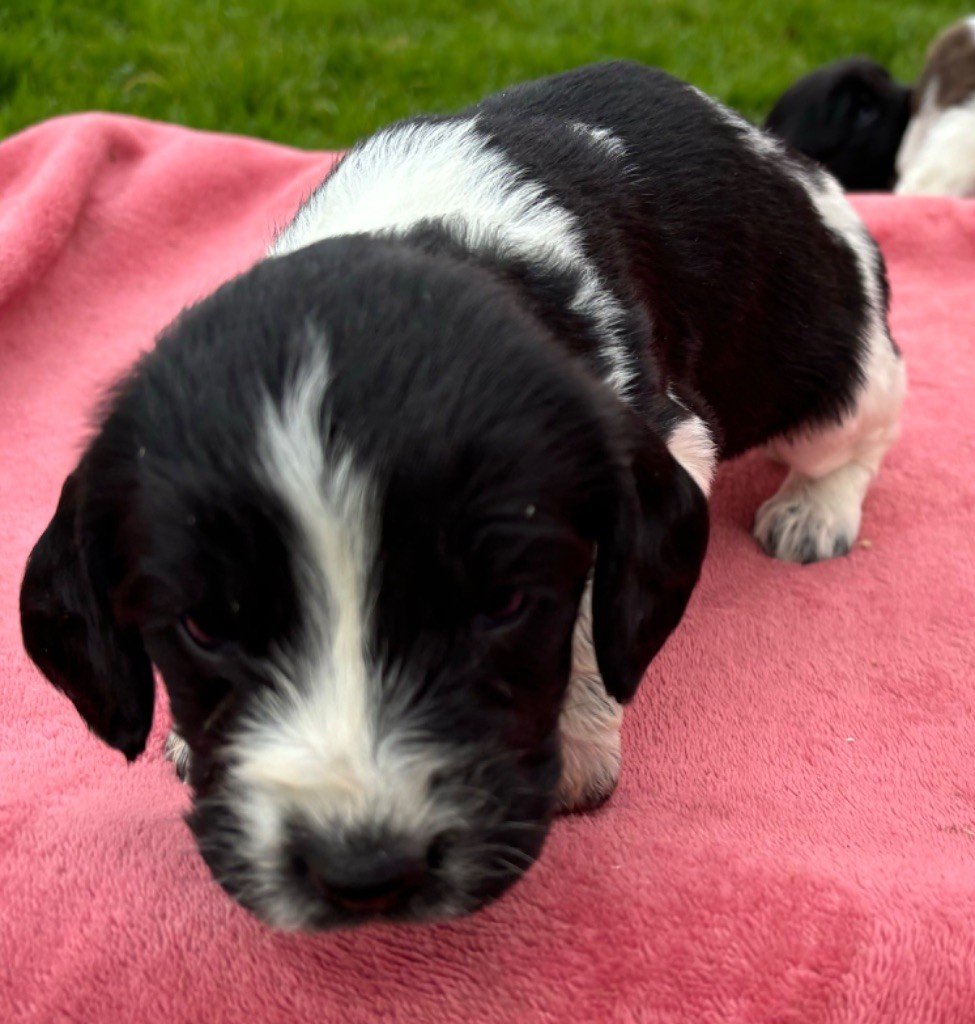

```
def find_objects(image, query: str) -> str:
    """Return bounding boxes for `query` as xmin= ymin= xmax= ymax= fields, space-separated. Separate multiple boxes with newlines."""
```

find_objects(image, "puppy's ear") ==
xmin=591 ymin=417 xmax=709 ymax=704
xmin=20 ymin=467 xmax=154 ymax=760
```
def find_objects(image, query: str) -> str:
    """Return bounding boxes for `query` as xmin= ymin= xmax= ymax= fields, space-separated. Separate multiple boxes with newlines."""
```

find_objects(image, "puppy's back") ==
xmin=472 ymin=62 xmax=886 ymax=454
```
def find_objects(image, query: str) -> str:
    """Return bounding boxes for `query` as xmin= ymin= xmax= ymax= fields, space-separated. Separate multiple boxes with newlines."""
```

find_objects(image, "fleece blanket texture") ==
xmin=1 ymin=113 xmax=974 ymax=1024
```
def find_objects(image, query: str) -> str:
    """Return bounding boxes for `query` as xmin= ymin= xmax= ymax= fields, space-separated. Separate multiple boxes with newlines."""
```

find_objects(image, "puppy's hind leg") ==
xmin=754 ymin=324 xmax=906 ymax=564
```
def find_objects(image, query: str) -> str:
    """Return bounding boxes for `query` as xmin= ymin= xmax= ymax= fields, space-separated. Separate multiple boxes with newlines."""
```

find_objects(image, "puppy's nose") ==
xmin=297 ymin=839 xmax=430 ymax=914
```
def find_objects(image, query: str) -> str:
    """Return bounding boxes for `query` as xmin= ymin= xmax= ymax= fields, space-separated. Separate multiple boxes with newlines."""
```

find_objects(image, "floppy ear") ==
xmin=20 ymin=467 xmax=154 ymax=760
xmin=591 ymin=419 xmax=709 ymax=703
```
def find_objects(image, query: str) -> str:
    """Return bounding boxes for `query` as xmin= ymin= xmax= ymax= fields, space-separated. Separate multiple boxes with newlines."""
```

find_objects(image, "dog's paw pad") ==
xmin=164 ymin=729 xmax=192 ymax=784
xmin=754 ymin=490 xmax=857 ymax=564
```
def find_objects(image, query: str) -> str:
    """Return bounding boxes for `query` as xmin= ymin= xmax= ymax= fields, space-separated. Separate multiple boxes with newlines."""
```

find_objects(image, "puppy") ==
xmin=20 ymin=61 xmax=905 ymax=931
xmin=764 ymin=57 xmax=911 ymax=191
xmin=896 ymin=17 xmax=975 ymax=196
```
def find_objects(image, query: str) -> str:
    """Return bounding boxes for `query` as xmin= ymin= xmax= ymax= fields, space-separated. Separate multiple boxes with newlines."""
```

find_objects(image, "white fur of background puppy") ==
xmin=897 ymin=16 xmax=975 ymax=196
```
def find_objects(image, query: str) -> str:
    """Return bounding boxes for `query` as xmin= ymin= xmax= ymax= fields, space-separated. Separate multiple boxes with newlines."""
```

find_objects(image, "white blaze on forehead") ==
xmin=248 ymin=350 xmax=374 ymax=797
xmin=227 ymin=347 xmax=450 ymax=842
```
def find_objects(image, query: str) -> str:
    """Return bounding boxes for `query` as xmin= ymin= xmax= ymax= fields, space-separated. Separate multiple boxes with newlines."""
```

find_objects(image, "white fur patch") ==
xmin=557 ymin=583 xmax=623 ymax=812
xmin=570 ymin=121 xmax=627 ymax=158
xmin=666 ymin=414 xmax=718 ymax=497
xmin=896 ymin=77 xmax=941 ymax=182
xmin=896 ymin=95 xmax=975 ymax=197
xmin=225 ymin=346 xmax=456 ymax=899
xmin=270 ymin=117 xmax=637 ymax=397
xmin=164 ymin=728 xmax=191 ymax=782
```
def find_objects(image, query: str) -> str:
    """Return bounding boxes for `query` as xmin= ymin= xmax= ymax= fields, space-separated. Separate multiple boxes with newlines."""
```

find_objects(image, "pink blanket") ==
xmin=2 ymin=114 xmax=974 ymax=1024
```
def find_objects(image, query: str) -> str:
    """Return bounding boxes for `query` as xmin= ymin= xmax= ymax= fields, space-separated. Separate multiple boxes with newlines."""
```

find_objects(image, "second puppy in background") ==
xmin=766 ymin=16 xmax=975 ymax=196
xmin=764 ymin=58 xmax=911 ymax=191
xmin=896 ymin=16 xmax=975 ymax=196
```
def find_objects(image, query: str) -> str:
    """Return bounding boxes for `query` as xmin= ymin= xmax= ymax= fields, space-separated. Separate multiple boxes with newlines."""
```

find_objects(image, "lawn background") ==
xmin=1 ymin=1 xmax=970 ymax=147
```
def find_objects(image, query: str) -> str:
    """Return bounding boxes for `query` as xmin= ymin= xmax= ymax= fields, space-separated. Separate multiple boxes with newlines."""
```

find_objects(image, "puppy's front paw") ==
xmin=754 ymin=474 xmax=861 ymax=564
xmin=556 ymin=672 xmax=623 ymax=813
xmin=164 ymin=729 xmax=192 ymax=783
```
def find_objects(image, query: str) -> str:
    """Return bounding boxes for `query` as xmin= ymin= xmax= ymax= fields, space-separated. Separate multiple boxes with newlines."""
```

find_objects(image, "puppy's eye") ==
xmin=475 ymin=590 xmax=527 ymax=631
xmin=180 ymin=613 xmax=230 ymax=652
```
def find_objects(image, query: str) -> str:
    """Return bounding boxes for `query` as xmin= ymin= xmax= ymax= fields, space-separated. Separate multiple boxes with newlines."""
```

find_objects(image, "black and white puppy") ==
xmin=896 ymin=16 xmax=975 ymax=196
xmin=20 ymin=62 xmax=905 ymax=931
xmin=764 ymin=57 xmax=912 ymax=191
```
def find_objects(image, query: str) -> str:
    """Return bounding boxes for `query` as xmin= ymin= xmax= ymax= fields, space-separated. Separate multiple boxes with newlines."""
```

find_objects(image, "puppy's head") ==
xmin=764 ymin=57 xmax=911 ymax=191
xmin=21 ymin=236 xmax=707 ymax=930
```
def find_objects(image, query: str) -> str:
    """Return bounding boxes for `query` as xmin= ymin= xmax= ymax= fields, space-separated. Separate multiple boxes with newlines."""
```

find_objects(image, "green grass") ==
xmin=0 ymin=0 xmax=969 ymax=147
